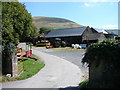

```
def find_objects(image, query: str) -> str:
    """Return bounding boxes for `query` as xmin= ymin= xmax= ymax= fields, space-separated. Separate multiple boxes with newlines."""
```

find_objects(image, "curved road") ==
xmin=2 ymin=44 xmax=85 ymax=88
xmin=33 ymin=47 xmax=88 ymax=75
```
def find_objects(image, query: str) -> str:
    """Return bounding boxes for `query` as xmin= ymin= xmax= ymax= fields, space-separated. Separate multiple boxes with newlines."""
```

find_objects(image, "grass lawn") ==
xmin=18 ymin=58 xmax=45 ymax=80
xmin=1 ymin=53 xmax=45 ymax=83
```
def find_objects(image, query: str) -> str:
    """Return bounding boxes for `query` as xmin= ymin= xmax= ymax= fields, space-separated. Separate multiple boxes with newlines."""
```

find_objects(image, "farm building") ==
xmin=105 ymin=30 xmax=119 ymax=39
xmin=45 ymin=26 xmax=107 ymax=47
xmin=105 ymin=29 xmax=119 ymax=36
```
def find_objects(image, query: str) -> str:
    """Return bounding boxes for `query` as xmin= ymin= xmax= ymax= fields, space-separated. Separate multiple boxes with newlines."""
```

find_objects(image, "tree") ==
xmin=39 ymin=27 xmax=54 ymax=37
xmin=2 ymin=1 xmax=37 ymax=76
xmin=2 ymin=2 xmax=37 ymax=45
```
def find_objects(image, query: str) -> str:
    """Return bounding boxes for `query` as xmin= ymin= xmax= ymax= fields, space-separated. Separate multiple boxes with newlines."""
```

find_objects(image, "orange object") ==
xmin=26 ymin=50 xmax=32 ymax=58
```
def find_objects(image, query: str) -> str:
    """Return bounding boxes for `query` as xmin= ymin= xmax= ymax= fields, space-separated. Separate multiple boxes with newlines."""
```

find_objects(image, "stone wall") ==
xmin=2 ymin=52 xmax=18 ymax=77
xmin=89 ymin=60 xmax=120 ymax=88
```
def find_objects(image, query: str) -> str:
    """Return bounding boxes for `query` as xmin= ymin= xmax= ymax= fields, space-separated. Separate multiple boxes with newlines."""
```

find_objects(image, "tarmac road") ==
xmin=33 ymin=47 xmax=88 ymax=75
xmin=2 ymin=44 xmax=85 ymax=88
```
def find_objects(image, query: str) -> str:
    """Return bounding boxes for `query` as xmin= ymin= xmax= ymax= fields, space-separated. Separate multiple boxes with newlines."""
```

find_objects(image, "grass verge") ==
xmin=52 ymin=47 xmax=84 ymax=50
xmin=18 ymin=58 xmax=45 ymax=80
xmin=79 ymin=79 xmax=89 ymax=88
xmin=1 ymin=53 xmax=45 ymax=83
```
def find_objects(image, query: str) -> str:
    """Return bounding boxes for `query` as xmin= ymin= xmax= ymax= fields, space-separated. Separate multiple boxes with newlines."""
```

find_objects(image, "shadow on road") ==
xmin=59 ymin=86 xmax=80 ymax=90
xmin=2 ymin=86 xmax=80 ymax=90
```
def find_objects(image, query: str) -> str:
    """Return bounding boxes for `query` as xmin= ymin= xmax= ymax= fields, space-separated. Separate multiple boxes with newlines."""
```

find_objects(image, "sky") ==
xmin=19 ymin=0 xmax=119 ymax=29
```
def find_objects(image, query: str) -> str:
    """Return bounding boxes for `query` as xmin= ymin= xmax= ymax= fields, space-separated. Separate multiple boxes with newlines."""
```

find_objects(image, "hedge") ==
xmin=82 ymin=39 xmax=120 ymax=66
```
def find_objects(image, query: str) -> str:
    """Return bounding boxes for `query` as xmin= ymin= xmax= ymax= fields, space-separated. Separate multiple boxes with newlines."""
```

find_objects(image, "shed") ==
xmin=45 ymin=26 xmax=106 ymax=47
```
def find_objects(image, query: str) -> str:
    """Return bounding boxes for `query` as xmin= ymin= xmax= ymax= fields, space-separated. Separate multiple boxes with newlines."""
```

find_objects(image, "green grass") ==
xmin=79 ymin=79 xmax=89 ymax=88
xmin=0 ymin=76 xmax=18 ymax=82
xmin=1 ymin=54 xmax=45 ymax=82
xmin=52 ymin=47 xmax=84 ymax=50
xmin=18 ymin=58 xmax=45 ymax=80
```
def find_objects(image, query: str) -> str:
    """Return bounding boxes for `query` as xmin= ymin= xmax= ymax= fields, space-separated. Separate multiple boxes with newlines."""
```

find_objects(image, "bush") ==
xmin=82 ymin=40 xmax=120 ymax=88
xmin=82 ymin=39 xmax=120 ymax=65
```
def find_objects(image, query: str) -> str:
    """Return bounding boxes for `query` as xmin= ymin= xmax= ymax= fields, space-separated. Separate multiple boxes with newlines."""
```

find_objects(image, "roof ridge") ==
xmin=52 ymin=26 xmax=87 ymax=31
xmin=46 ymin=26 xmax=87 ymax=38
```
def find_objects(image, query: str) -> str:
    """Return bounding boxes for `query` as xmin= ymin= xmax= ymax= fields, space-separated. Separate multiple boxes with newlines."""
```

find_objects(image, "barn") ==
xmin=45 ymin=26 xmax=106 ymax=47
xmin=105 ymin=30 xmax=119 ymax=39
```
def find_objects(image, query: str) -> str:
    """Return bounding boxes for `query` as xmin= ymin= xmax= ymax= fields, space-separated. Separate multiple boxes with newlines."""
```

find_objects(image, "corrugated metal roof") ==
xmin=45 ymin=27 xmax=87 ymax=38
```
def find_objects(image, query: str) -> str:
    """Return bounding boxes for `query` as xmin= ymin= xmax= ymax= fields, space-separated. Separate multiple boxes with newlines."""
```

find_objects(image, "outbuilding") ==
xmin=45 ymin=26 xmax=106 ymax=47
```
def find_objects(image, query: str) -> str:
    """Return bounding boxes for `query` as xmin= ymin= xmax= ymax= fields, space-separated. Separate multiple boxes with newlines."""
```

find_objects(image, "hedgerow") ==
xmin=82 ymin=39 xmax=120 ymax=66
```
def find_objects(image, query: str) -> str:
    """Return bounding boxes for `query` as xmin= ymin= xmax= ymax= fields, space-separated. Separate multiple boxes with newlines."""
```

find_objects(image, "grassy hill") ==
xmin=32 ymin=16 xmax=84 ymax=30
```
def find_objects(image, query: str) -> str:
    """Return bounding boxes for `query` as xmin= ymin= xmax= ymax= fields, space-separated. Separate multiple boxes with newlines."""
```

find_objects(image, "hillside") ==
xmin=32 ymin=16 xmax=83 ymax=30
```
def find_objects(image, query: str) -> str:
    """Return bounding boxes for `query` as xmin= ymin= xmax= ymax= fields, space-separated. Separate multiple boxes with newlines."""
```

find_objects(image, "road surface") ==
xmin=33 ymin=47 xmax=88 ymax=75
xmin=2 ymin=43 xmax=85 ymax=88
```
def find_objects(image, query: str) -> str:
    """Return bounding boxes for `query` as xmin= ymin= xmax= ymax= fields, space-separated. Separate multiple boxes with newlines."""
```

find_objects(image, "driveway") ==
xmin=33 ymin=47 xmax=88 ymax=75
xmin=2 ymin=44 xmax=85 ymax=88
